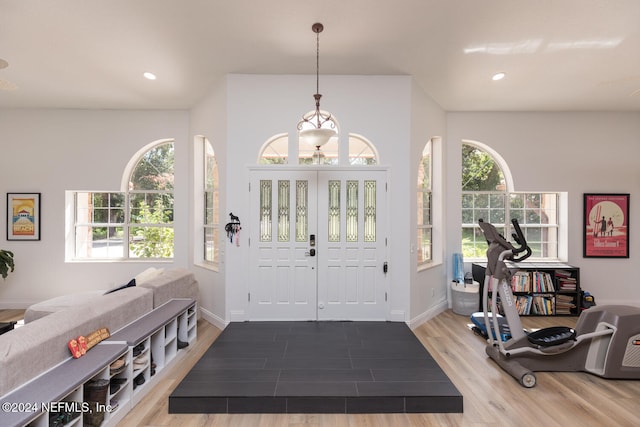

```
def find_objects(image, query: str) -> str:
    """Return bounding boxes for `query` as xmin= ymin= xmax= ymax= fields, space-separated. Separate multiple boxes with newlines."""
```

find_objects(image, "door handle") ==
xmin=305 ymin=248 xmax=316 ymax=257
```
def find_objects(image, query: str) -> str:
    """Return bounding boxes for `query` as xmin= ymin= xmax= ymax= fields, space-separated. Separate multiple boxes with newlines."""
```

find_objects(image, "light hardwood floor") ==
xmin=115 ymin=311 xmax=640 ymax=427
xmin=2 ymin=309 xmax=637 ymax=426
xmin=0 ymin=309 xmax=24 ymax=323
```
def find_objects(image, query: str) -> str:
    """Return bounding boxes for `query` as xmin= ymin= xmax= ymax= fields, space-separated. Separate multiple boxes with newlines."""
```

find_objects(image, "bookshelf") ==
xmin=472 ymin=262 xmax=581 ymax=316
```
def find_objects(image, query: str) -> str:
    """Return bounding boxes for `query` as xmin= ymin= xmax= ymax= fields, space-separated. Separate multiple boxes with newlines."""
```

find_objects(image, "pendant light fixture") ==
xmin=297 ymin=23 xmax=337 ymax=149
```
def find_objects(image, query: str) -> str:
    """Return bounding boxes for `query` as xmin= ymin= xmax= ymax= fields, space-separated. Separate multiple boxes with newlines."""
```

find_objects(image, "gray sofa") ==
xmin=0 ymin=267 xmax=199 ymax=398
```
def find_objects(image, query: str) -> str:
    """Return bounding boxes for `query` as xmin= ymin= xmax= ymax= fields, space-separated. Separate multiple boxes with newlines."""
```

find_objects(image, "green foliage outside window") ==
xmin=129 ymin=142 xmax=174 ymax=258
xmin=131 ymin=144 xmax=174 ymax=191
xmin=130 ymin=199 xmax=174 ymax=258
xmin=462 ymin=144 xmax=504 ymax=191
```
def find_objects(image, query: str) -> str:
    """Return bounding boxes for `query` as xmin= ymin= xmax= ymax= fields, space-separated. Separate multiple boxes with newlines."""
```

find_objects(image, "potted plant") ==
xmin=0 ymin=249 xmax=15 ymax=279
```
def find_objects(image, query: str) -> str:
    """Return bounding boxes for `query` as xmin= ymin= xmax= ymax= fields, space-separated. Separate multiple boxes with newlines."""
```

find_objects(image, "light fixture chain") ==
xmin=316 ymin=28 xmax=320 ymax=96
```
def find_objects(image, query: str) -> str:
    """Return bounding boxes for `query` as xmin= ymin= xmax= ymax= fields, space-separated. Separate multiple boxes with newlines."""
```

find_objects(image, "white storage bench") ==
xmin=0 ymin=298 xmax=197 ymax=427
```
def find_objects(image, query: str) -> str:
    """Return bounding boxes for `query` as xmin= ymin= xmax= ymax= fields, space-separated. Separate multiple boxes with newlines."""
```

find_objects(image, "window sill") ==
xmin=65 ymin=258 xmax=174 ymax=263
xmin=194 ymin=261 xmax=220 ymax=273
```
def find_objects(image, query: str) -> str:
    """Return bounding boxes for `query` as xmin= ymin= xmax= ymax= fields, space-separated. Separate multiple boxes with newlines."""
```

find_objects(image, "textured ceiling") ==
xmin=1 ymin=0 xmax=639 ymax=111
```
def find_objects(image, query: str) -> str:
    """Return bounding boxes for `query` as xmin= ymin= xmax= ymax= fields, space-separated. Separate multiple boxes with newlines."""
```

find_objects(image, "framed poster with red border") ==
xmin=583 ymin=193 xmax=629 ymax=258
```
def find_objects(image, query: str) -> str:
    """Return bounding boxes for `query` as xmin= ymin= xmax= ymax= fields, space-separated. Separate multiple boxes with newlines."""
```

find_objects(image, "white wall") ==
xmin=188 ymin=78 xmax=228 ymax=327
xmin=408 ymin=80 xmax=449 ymax=325
xmin=447 ymin=112 xmax=640 ymax=305
xmin=0 ymin=109 xmax=189 ymax=306
xmin=224 ymin=74 xmax=419 ymax=321
xmin=0 ymin=76 xmax=449 ymax=325
xmin=7 ymin=84 xmax=632 ymax=321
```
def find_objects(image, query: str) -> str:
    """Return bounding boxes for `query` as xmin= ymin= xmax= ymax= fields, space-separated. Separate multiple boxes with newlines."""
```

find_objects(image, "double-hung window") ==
xmin=69 ymin=141 xmax=174 ymax=260
xmin=417 ymin=140 xmax=432 ymax=267
xmin=203 ymin=139 xmax=219 ymax=264
xmin=461 ymin=142 xmax=562 ymax=260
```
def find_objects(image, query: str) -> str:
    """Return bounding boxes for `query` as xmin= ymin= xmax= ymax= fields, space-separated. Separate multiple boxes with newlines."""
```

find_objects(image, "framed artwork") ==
xmin=583 ymin=193 xmax=629 ymax=258
xmin=6 ymin=192 xmax=41 ymax=241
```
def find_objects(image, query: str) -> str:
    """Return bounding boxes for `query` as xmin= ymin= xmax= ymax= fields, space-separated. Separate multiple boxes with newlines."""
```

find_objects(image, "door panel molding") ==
xmin=249 ymin=168 xmax=388 ymax=321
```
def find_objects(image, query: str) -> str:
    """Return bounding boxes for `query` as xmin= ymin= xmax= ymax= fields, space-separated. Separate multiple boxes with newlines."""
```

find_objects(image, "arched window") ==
xmin=127 ymin=141 xmax=175 ymax=258
xmin=462 ymin=141 xmax=562 ymax=260
xmin=258 ymin=134 xmax=288 ymax=164
xmin=417 ymin=139 xmax=432 ymax=266
xmin=258 ymin=132 xmax=379 ymax=166
xmin=349 ymin=134 xmax=378 ymax=165
xmin=68 ymin=139 xmax=174 ymax=260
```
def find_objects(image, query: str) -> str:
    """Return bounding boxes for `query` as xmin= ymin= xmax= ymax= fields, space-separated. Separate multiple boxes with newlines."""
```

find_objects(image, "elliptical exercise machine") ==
xmin=476 ymin=218 xmax=640 ymax=387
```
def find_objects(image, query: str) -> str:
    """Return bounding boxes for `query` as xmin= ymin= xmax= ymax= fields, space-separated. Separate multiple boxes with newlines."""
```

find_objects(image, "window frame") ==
xmin=461 ymin=141 xmax=565 ymax=262
xmin=203 ymin=138 xmax=220 ymax=267
xmin=417 ymin=139 xmax=433 ymax=269
xmin=461 ymin=190 xmax=562 ymax=261
xmin=67 ymin=139 xmax=175 ymax=261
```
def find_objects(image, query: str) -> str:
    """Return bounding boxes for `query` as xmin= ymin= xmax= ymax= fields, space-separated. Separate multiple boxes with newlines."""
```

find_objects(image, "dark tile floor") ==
xmin=169 ymin=321 xmax=463 ymax=414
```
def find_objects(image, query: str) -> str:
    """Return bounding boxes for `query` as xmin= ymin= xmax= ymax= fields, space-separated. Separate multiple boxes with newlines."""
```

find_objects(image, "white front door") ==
xmin=249 ymin=169 xmax=387 ymax=321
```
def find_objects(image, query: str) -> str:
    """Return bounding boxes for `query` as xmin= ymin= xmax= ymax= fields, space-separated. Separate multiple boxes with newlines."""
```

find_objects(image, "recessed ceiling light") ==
xmin=492 ymin=72 xmax=506 ymax=81
xmin=143 ymin=72 xmax=157 ymax=80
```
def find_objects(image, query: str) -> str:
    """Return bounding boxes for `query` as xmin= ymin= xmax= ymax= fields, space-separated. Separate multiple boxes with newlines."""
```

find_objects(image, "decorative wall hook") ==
xmin=225 ymin=212 xmax=242 ymax=246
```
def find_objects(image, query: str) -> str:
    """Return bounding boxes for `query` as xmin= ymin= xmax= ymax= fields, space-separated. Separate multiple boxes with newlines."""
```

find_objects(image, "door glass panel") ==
xmin=260 ymin=180 xmax=272 ymax=241
xmin=278 ymin=180 xmax=290 ymax=242
xmin=328 ymin=180 xmax=341 ymax=242
xmin=295 ymin=180 xmax=308 ymax=242
xmin=364 ymin=180 xmax=376 ymax=242
xmin=346 ymin=180 xmax=358 ymax=242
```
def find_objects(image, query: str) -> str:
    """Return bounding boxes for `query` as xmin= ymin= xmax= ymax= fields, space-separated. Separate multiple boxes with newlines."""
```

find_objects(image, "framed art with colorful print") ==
xmin=6 ymin=192 xmax=41 ymax=241
xmin=583 ymin=193 xmax=629 ymax=258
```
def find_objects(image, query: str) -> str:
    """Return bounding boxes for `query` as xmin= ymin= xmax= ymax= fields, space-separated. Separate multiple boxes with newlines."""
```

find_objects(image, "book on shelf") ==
xmin=531 ymin=271 xmax=555 ymax=292
xmin=531 ymin=295 xmax=555 ymax=315
xmin=558 ymin=276 xmax=577 ymax=291
xmin=511 ymin=271 xmax=531 ymax=292
xmin=555 ymin=294 xmax=577 ymax=314
xmin=511 ymin=271 xmax=555 ymax=293
xmin=516 ymin=295 xmax=533 ymax=315
xmin=554 ymin=269 xmax=574 ymax=279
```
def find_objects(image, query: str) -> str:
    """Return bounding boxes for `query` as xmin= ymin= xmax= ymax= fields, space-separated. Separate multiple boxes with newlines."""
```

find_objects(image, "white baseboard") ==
xmin=199 ymin=307 xmax=227 ymax=330
xmin=388 ymin=309 xmax=406 ymax=322
xmin=228 ymin=310 xmax=246 ymax=322
xmin=408 ymin=299 xmax=449 ymax=330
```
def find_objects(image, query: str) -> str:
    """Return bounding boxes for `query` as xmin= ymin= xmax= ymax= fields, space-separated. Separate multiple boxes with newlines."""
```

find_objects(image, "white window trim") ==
xmin=66 ymin=139 xmax=175 ymax=262
xmin=202 ymin=137 xmax=220 ymax=270
xmin=461 ymin=140 xmax=567 ymax=263
xmin=418 ymin=137 xmax=443 ymax=271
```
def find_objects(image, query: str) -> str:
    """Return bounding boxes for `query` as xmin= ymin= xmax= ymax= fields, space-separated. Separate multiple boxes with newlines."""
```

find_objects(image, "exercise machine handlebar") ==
xmin=509 ymin=219 xmax=532 ymax=262
xmin=478 ymin=218 xmax=532 ymax=263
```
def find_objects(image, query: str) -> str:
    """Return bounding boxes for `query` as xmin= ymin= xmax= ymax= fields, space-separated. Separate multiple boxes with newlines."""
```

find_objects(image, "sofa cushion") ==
xmin=24 ymin=290 xmax=104 ymax=323
xmin=137 ymin=267 xmax=199 ymax=308
xmin=135 ymin=267 xmax=164 ymax=284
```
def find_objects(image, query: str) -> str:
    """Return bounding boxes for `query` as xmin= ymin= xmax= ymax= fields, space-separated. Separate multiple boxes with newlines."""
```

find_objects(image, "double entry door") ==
xmin=249 ymin=169 xmax=387 ymax=321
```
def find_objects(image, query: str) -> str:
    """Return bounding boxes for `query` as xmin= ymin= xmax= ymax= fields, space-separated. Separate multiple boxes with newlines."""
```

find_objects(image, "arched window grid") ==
xmin=461 ymin=140 xmax=562 ymax=261
xmin=69 ymin=139 xmax=175 ymax=260
xmin=258 ymin=127 xmax=380 ymax=166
